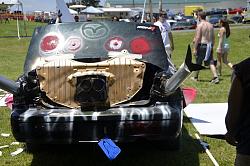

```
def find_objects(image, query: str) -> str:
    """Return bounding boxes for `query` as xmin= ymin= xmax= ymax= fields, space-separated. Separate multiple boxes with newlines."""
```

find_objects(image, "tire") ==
xmin=25 ymin=143 xmax=42 ymax=153
xmin=25 ymin=143 xmax=37 ymax=153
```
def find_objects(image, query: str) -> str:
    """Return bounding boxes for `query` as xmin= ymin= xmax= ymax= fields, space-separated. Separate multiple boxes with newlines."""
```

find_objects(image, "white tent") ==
xmin=80 ymin=6 xmax=104 ymax=14
xmin=0 ymin=0 xmax=21 ymax=5
xmin=0 ymin=0 xmax=24 ymax=39
xmin=69 ymin=5 xmax=86 ymax=9
xmin=69 ymin=8 xmax=77 ymax=15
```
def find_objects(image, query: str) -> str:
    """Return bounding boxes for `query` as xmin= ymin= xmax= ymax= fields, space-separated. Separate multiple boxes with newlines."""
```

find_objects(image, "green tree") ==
xmin=81 ymin=0 xmax=100 ymax=7
xmin=0 ymin=4 xmax=8 ymax=12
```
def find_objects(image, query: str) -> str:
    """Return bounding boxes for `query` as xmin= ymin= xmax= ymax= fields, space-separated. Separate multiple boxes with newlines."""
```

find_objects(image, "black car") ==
xmin=206 ymin=8 xmax=227 ymax=16
xmin=0 ymin=21 xmax=202 ymax=151
xmin=230 ymin=15 xmax=243 ymax=23
xmin=172 ymin=21 xmax=196 ymax=30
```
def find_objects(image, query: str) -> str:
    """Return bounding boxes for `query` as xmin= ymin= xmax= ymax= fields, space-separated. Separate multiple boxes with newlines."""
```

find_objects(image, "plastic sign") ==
xmin=98 ymin=137 xmax=121 ymax=160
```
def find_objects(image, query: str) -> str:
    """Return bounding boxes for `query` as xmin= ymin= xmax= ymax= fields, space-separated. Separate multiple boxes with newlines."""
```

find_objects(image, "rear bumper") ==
xmin=11 ymin=102 xmax=183 ymax=144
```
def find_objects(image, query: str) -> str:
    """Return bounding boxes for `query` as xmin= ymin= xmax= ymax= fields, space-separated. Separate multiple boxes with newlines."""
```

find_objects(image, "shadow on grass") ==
xmin=30 ymin=118 xmax=203 ymax=166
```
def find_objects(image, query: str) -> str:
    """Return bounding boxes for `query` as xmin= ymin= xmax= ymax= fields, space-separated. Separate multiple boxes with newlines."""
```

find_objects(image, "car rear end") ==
xmin=9 ymin=21 xmax=184 ymax=149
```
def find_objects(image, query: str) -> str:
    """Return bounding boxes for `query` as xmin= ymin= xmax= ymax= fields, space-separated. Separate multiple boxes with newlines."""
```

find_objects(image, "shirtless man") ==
xmin=192 ymin=11 xmax=219 ymax=84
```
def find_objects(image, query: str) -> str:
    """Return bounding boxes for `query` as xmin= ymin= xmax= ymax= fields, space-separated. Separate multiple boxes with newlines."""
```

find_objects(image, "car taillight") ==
xmin=40 ymin=35 xmax=59 ymax=52
xmin=130 ymin=37 xmax=151 ymax=55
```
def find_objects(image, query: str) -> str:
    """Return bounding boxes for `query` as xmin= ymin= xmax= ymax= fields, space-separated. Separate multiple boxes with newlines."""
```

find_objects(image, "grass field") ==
xmin=0 ymin=21 xmax=249 ymax=166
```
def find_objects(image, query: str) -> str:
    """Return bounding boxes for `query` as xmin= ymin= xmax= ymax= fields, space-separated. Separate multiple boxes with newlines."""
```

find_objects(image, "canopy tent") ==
xmin=69 ymin=4 xmax=86 ymax=9
xmin=0 ymin=0 xmax=21 ymax=5
xmin=80 ymin=6 xmax=104 ymax=14
xmin=69 ymin=8 xmax=77 ymax=15
xmin=0 ymin=0 xmax=26 ymax=39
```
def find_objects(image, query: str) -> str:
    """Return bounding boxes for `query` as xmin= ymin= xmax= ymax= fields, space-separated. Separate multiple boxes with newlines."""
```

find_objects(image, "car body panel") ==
xmin=24 ymin=21 xmax=169 ymax=73
xmin=11 ymin=101 xmax=183 ymax=143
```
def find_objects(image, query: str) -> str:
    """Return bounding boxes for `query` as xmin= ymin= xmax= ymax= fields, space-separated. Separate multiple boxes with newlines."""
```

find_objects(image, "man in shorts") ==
xmin=192 ymin=11 xmax=219 ymax=84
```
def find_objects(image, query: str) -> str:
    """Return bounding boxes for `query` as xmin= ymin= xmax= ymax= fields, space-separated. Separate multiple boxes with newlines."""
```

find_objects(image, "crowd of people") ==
xmin=0 ymin=15 xmax=10 ymax=24
xmin=155 ymin=10 xmax=234 ymax=84
xmin=192 ymin=11 xmax=234 ymax=84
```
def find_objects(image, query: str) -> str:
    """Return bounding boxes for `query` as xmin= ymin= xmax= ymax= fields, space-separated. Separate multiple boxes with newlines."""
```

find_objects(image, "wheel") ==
xmin=25 ymin=143 xmax=42 ymax=153
xmin=25 ymin=143 xmax=37 ymax=153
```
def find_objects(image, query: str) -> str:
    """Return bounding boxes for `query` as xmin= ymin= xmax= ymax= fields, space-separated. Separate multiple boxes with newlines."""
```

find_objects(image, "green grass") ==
xmin=0 ymin=22 xmax=249 ymax=165
xmin=0 ymin=20 xmax=44 ymax=37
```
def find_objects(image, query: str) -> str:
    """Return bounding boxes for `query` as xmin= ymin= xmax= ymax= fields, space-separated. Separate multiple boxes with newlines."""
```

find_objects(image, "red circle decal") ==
xmin=130 ymin=37 xmax=151 ymax=55
xmin=40 ymin=35 xmax=59 ymax=52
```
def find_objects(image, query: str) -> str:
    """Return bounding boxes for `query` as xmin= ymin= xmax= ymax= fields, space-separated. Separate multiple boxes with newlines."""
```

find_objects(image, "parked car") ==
xmin=172 ymin=21 xmax=196 ymax=30
xmin=0 ymin=21 xmax=203 ymax=151
xmin=229 ymin=15 xmax=243 ymax=23
xmin=209 ymin=17 xmax=220 ymax=27
xmin=206 ymin=8 xmax=227 ymax=16
xmin=228 ymin=8 xmax=243 ymax=15
xmin=182 ymin=15 xmax=194 ymax=21
xmin=209 ymin=14 xmax=224 ymax=19
xmin=174 ymin=15 xmax=184 ymax=21
xmin=227 ymin=19 xmax=237 ymax=24
xmin=186 ymin=18 xmax=197 ymax=25
xmin=209 ymin=17 xmax=221 ymax=27
xmin=167 ymin=19 xmax=177 ymax=27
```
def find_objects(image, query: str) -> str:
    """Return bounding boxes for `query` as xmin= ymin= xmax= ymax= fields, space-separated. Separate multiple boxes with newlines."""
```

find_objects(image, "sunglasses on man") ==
xmin=160 ymin=14 xmax=167 ymax=18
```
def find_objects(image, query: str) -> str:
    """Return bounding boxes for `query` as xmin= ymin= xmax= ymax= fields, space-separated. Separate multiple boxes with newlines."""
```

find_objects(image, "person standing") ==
xmin=154 ymin=11 xmax=174 ymax=58
xmin=225 ymin=57 xmax=250 ymax=166
xmin=74 ymin=15 xmax=79 ymax=22
xmin=192 ymin=11 xmax=219 ymax=84
xmin=216 ymin=18 xmax=233 ymax=76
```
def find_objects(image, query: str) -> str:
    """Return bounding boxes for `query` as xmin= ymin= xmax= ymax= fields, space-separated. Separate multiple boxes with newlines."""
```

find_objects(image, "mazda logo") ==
xmin=82 ymin=23 xmax=109 ymax=39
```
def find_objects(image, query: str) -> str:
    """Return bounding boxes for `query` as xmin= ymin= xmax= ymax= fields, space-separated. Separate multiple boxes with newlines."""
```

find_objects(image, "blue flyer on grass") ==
xmin=98 ymin=138 xmax=121 ymax=160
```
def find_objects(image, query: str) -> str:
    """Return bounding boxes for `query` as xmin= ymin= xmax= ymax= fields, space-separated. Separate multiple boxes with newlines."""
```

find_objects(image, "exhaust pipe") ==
xmin=0 ymin=76 xmax=20 ymax=95
xmin=163 ymin=45 xmax=205 ymax=95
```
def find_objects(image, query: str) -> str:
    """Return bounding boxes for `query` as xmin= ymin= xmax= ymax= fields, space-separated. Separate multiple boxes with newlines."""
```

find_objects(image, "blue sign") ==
xmin=98 ymin=138 xmax=121 ymax=160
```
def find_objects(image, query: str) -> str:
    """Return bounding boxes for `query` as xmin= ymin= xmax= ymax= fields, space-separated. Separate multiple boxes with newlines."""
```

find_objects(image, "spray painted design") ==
xmin=105 ymin=37 xmax=124 ymax=51
xmin=82 ymin=23 xmax=109 ymax=40
xmin=64 ymin=37 xmax=82 ymax=52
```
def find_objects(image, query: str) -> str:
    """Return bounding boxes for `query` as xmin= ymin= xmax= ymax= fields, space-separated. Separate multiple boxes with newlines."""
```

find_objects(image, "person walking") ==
xmin=154 ymin=11 xmax=174 ymax=58
xmin=216 ymin=18 xmax=233 ymax=76
xmin=192 ymin=11 xmax=219 ymax=84
xmin=225 ymin=57 xmax=250 ymax=166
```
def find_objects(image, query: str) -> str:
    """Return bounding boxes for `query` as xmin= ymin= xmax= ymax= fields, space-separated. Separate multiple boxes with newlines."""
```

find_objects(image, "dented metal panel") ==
xmin=24 ymin=21 xmax=169 ymax=73
xmin=36 ymin=57 xmax=146 ymax=108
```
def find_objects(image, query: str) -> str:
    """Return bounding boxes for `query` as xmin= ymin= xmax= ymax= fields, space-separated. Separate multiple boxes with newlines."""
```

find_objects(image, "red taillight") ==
xmin=40 ymin=35 xmax=59 ymax=52
xmin=130 ymin=37 xmax=151 ymax=55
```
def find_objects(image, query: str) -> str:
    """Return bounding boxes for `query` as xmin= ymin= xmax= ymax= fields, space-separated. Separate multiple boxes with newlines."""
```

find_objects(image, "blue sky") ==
xmin=19 ymin=0 xmax=71 ymax=12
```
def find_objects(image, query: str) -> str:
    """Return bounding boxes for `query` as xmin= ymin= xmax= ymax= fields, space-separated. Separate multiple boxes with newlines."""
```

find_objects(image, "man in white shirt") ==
xmin=154 ymin=11 xmax=174 ymax=57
